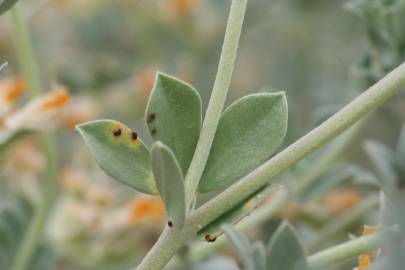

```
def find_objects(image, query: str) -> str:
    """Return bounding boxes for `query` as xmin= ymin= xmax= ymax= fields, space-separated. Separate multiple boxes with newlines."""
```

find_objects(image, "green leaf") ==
xmin=0 ymin=0 xmax=18 ymax=15
xmin=151 ymin=141 xmax=186 ymax=228
xmin=199 ymin=92 xmax=288 ymax=193
xmin=197 ymin=185 xmax=280 ymax=238
xmin=267 ymin=222 xmax=308 ymax=270
xmin=145 ymin=72 xmax=202 ymax=175
xmin=396 ymin=124 xmax=405 ymax=162
xmin=76 ymin=119 xmax=157 ymax=194
xmin=252 ymin=242 xmax=267 ymax=270
xmin=222 ymin=225 xmax=254 ymax=270
xmin=365 ymin=140 xmax=405 ymax=233
xmin=0 ymin=196 xmax=54 ymax=270
xmin=364 ymin=141 xmax=397 ymax=197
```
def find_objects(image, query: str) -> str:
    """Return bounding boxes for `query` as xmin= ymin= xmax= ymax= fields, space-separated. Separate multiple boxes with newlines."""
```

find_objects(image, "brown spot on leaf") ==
xmin=113 ymin=128 xmax=122 ymax=136
xmin=147 ymin=113 xmax=156 ymax=123
xmin=131 ymin=131 xmax=138 ymax=140
xmin=151 ymin=129 xmax=157 ymax=135
xmin=168 ymin=220 xmax=173 ymax=227
xmin=205 ymin=234 xmax=217 ymax=242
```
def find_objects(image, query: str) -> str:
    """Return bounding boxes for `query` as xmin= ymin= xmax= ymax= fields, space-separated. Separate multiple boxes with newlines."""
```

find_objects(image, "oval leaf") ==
xmin=76 ymin=119 xmax=156 ymax=194
xmin=151 ymin=141 xmax=186 ymax=228
xmin=267 ymin=222 xmax=308 ymax=270
xmin=0 ymin=0 xmax=19 ymax=15
xmin=199 ymin=92 xmax=288 ymax=193
xmin=222 ymin=225 xmax=254 ymax=270
xmin=252 ymin=242 xmax=267 ymax=270
xmin=145 ymin=72 xmax=202 ymax=175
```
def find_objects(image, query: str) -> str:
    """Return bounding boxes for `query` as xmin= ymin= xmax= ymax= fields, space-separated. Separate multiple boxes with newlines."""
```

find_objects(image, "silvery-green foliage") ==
xmin=223 ymin=222 xmax=308 ymax=270
xmin=77 ymin=120 xmax=157 ymax=194
xmin=199 ymin=93 xmax=287 ymax=193
xmin=78 ymin=72 xmax=288 ymax=228
xmin=151 ymin=141 xmax=186 ymax=228
xmin=346 ymin=0 xmax=405 ymax=86
xmin=0 ymin=0 xmax=19 ymax=14
xmin=0 ymin=196 xmax=55 ymax=270
xmin=364 ymin=131 xmax=405 ymax=232
xmin=193 ymin=256 xmax=238 ymax=270
xmin=266 ymin=222 xmax=308 ymax=270
xmin=145 ymin=73 xmax=202 ymax=175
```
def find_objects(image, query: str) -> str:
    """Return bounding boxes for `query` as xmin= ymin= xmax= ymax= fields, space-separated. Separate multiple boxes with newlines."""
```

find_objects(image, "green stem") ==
xmin=187 ymin=124 xmax=363 ymax=261
xmin=184 ymin=0 xmax=248 ymax=205
xmin=10 ymin=4 xmax=41 ymax=97
xmin=136 ymin=62 xmax=405 ymax=270
xmin=189 ymin=61 xmax=405 ymax=232
xmin=307 ymin=227 xmax=399 ymax=269
xmin=10 ymin=5 xmax=58 ymax=270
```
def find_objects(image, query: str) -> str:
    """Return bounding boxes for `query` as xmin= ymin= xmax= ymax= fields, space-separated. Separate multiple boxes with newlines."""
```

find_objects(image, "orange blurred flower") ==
xmin=5 ymin=87 xmax=70 ymax=132
xmin=325 ymin=190 xmax=361 ymax=215
xmin=135 ymin=66 xmax=158 ymax=97
xmin=126 ymin=196 xmax=164 ymax=225
xmin=61 ymin=97 xmax=99 ymax=130
xmin=0 ymin=78 xmax=25 ymax=117
xmin=168 ymin=0 xmax=199 ymax=16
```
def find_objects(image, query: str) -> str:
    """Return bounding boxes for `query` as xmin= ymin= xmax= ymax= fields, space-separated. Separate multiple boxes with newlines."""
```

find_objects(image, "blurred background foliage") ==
xmin=0 ymin=0 xmax=404 ymax=269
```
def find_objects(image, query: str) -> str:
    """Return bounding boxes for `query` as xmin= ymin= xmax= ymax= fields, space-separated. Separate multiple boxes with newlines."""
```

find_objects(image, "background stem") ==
xmin=184 ymin=0 xmax=248 ymax=205
xmin=307 ymin=227 xmax=399 ymax=268
xmin=10 ymin=5 xmax=58 ymax=270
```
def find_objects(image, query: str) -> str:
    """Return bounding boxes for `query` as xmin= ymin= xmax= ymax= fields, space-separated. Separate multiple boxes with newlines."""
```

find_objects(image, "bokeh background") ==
xmin=0 ymin=0 xmax=404 ymax=269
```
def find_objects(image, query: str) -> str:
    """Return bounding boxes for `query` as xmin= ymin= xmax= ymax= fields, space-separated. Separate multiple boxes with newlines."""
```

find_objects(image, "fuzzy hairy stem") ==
xmin=136 ymin=61 xmax=405 ymax=270
xmin=10 ymin=5 xmax=58 ymax=270
xmin=184 ymin=0 xmax=248 ymax=205
xmin=307 ymin=227 xmax=399 ymax=268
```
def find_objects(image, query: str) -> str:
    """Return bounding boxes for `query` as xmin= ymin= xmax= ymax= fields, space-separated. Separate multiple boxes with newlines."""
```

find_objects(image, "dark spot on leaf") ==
xmin=168 ymin=221 xmax=173 ymax=227
xmin=147 ymin=113 xmax=156 ymax=123
xmin=131 ymin=131 xmax=138 ymax=140
xmin=151 ymin=129 xmax=157 ymax=135
xmin=113 ymin=128 xmax=122 ymax=136
xmin=205 ymin=234 xmax=217 ymax=242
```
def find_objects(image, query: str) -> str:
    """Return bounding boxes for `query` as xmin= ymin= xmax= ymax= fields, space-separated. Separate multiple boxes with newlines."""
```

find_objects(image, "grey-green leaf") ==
xmin=0 ymin=0 xmax=19 ymax=15
xmin=151 ymin=141 xmax=186 ymax=228
xmin=199 ymin=92 xmax=288 ymax=193
xmin=252 ymin=242 xmax=267 ymax=270
xmin=222 ymin=225 xmax=254 ymax=270
xmin=76 ymin=119 xmax=157 ymax=194
xmin=145 ymin=72 xmax=202 ymax=175
xmin=396 ymin=124 xmax=405 ymax=162
xmin=365 ymin=140 xmax=405 ymax=232
xmin=267 ymin=222 xmax=308 ymax=270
